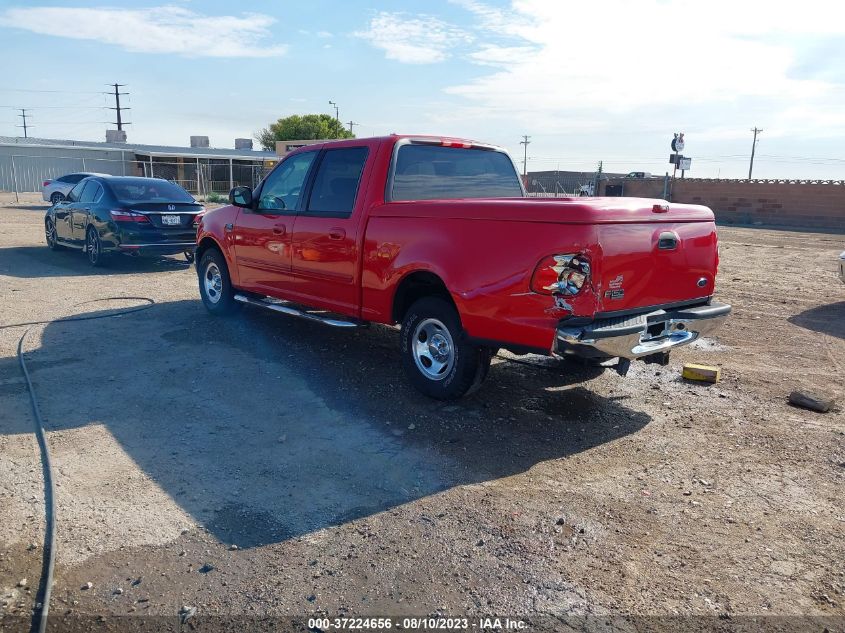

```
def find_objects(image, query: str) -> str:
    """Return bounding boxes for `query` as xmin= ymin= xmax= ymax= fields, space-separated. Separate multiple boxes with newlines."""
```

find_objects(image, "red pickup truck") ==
xmin=195 ymin=135 xmax=730 ymax=399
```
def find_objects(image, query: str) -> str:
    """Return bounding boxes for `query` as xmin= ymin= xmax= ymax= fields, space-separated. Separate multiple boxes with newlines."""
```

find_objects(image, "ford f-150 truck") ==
xmin=195 ymin=135 xmax=730 ymax=399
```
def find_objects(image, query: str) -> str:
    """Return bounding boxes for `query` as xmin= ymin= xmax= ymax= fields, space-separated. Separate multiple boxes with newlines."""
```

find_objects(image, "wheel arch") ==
xmin=196 ymin=236 xmax=224 ymax=264
xmin=391 ymin=270 xmax=458 ymax=324
xmin=196 ymin=235 xmax=239 ymax=286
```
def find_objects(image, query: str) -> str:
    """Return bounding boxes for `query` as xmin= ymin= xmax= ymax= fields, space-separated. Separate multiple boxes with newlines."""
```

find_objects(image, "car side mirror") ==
xmin=229 ymin=186 xmax=253 ymax=208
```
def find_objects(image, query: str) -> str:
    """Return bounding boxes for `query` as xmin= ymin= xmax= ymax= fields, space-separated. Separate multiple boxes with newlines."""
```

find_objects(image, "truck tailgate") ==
xmin=594 ymin=219 xmax=719 ymax=313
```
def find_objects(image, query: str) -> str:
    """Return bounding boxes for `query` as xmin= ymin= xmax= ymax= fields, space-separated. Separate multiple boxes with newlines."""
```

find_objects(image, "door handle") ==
xmin=329 ymin=228 xmax=345 ymax=240
xmin=273 ymin=224 xmax=286 ymax=235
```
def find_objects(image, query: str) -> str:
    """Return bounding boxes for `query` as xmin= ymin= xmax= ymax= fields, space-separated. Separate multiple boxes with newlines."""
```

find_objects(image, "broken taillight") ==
xmin=531 ymin=254 xmax=591 ymax=295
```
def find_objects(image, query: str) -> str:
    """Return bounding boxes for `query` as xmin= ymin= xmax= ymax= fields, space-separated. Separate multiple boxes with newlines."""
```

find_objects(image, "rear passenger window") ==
xmin=79 ymin=181 xmax=102 ymax=203
xmin=305 ymin=147 xmax=368 ymax=217
xmin=66 ymin=181 xmax=86 ymax=202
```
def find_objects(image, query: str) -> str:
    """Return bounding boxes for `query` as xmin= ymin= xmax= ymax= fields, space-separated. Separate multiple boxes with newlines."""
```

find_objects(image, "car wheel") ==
xmin=198 ymin=248 xmax=240 ymax=315
xmin=45 ymin=219 xmax=64 ymax=251
xmin=86 ymin=226 xmax=107 ymax=267
xmin=184 ymin=250 xmax=195 ymax=264
xmin=50 ymin=192 xmax=64 ymax=205
xmin=400 ymin=296 xmax=489 ymax=400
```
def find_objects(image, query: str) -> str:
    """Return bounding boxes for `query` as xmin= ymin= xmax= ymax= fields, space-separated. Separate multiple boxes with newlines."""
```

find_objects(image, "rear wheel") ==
xmin=45 ymin=219 xmax=64 ymax=250
xmin=86 ymin=226 xmax=107 ymax=267
xmin=50 ymin=192 xmax=64 ymax=205
xmin=400 ymin=297 xmax=490 ymax=400
xmin=198 ymin=248 xmax=240 ymax=315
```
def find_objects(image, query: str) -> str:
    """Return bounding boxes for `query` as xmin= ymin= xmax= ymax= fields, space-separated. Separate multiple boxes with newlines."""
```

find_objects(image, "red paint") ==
xmin=196 ymin=135 xmax=724 ymax=354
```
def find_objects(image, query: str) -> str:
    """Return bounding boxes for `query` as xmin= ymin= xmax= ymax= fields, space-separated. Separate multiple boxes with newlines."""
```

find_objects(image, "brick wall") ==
xmin=599 ymin=178 xmax=845 ymax=232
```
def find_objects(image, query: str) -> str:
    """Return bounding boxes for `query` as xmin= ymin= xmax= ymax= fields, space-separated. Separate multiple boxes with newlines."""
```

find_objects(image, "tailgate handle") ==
xmin=657 ymin=231 xmax=678 ymax=250
xmin=329 ymin=228 xmax=345 ymax=240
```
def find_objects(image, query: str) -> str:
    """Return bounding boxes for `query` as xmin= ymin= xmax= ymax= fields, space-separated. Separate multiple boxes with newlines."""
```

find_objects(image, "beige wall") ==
xmin=275 ymin=139 xmax=329 ymax=156
xmin=600 ymin=178 xmax=845 ymax=232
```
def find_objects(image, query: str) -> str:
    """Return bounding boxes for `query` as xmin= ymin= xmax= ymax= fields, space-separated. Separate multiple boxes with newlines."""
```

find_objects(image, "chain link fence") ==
xmin=1 ymin=152 xmax=274 ymax=198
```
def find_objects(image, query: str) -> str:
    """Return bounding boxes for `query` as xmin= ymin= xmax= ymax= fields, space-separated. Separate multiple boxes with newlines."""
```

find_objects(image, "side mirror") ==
xmin=229 ymin=186 xmax=253 ymax=208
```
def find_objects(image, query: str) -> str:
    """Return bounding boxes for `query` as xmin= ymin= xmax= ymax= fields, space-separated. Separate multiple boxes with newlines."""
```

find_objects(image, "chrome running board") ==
xmin=233 ymin=294 xmax=361 ymax=328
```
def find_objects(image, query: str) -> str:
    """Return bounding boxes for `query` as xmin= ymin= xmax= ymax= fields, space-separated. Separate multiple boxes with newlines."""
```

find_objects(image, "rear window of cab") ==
xmin=391 ymin=144 xmax=523 ymax=201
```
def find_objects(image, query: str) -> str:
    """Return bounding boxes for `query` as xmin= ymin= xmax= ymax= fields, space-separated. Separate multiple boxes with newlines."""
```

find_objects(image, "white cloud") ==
xmin=354 ymin=12 xmax=472 ymax=64
xmin=443 ymin=0 xmax=845 ymax=136
xmin=0 ymin=5 xmax=287 ymax=57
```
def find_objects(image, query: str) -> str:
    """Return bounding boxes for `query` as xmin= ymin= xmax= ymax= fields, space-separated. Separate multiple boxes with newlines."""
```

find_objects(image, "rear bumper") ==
xmin=556 ymin=301 xmax=731 ymax=360
xmin=118 ymin=242 xmax=195 ymax=256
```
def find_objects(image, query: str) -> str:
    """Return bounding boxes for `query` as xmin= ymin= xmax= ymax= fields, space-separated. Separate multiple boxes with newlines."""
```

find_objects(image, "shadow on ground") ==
xmin=0 ymin=246 xmax=191 ymax=278
xmin=1 ymin=299 xmax=650 ymax=549
xmin=789 ymin=301 xmax=845 ymax=340
xmin=1 ymin=202 xmax=49 ymax=213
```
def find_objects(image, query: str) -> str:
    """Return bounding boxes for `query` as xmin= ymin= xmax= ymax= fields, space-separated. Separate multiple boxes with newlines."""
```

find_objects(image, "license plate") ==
xmin=161 ymin=214 xmax=180 ymax=226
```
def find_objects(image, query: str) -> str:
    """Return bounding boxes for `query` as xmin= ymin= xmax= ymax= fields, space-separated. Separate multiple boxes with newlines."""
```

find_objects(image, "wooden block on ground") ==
xmin=682 ymin=363 xmax=721 ymax=383
xmin=788 ymin=390 xmax=834 ymax=413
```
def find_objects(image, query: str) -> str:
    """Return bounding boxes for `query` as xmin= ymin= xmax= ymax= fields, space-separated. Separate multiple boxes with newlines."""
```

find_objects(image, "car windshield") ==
xmin=110 ymin=179 xmax=195 ymax=203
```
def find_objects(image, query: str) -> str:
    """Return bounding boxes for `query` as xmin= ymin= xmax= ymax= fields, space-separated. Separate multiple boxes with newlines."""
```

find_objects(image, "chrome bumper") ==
xmin=556 ymin=301 xmax=731 ymax=360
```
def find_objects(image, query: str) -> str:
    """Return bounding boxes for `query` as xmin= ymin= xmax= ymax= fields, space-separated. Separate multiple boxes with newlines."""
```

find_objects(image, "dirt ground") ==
xmin=1 ymin=191 xmax=843 ymax=631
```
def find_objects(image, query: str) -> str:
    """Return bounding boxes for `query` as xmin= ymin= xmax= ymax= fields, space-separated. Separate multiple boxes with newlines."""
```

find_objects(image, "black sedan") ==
xmin=44 ymin=176 xmax=203 ymax=266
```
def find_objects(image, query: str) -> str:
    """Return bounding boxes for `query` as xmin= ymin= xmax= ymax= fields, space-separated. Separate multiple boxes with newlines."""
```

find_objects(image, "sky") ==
xmin=1 ymin=0 xmax=844 ymax=179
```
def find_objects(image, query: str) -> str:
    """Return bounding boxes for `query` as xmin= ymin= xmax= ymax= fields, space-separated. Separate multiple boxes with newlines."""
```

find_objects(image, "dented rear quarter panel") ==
xmin=362 ymin=204 xmax=602 ymax=352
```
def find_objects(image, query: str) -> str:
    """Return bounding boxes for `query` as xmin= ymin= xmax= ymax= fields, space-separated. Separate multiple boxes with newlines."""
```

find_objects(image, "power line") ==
xmin=0 ymin=88 xmax=103 ymax=94
xmin=519 ymin=135 xmax=531 ymax=177
xmin=748 ymin=126 xmax=762 ymax=179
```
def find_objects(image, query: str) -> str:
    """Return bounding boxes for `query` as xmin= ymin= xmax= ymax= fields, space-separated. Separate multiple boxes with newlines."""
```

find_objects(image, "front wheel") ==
xmin=400 ymin=297 xmax=491 ymax=400
xmin=198 ymin=249 xmax=240 ymax=315
xmin=45 ymin=219 xmax=64 ymax=250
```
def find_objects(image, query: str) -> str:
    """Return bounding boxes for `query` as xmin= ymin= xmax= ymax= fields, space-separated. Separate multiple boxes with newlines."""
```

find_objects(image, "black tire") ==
xmin=50 ymin=192 xmax=64 ymax=205
xmin=184 ymin=250 xmax=196 ymax=264
xmin=45 ymin=218 xmax=64 ymax=251
xmin=86 ymin=226 xmax=107 ymax=267
xmin=400 ymin=296 xmax=489 ymax=400
xmin=198 ymin=248 xmax=241 ymax=315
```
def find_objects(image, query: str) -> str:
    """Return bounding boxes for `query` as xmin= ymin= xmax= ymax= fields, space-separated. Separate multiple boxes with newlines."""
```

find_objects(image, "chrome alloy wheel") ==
xmin=87 ymin=229 xmax=100 ymax=265
xmin=412 ymin=317 xmax=455 ymax=381
xmin=203 ymin=261 xmax=223 ymax=304
xmin=45 ymin=220 xmax=56 ymax=247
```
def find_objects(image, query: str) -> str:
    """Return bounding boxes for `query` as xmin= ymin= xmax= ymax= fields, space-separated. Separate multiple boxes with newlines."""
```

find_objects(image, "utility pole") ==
xmin=328 ymin=100 xmax=339 ymax=136
xmin=107 ymin=83 xmax=131 ymax=130
xmin=748 ymin=127 xmax=762 ymax=179
xmin=593 ymin=160 xmax=603 ymax=195
xmin=17 ymin=109 xmax=31 ymax=138
xmin=347 ymin=120 xmax=358 ymax=134
xmin=520 ymin=135 xmax=531 ymax=178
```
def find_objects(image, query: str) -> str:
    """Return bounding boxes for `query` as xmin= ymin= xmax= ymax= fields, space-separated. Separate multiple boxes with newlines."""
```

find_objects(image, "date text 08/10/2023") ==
xmin=307 ymin=617 xmax=527 ymax=630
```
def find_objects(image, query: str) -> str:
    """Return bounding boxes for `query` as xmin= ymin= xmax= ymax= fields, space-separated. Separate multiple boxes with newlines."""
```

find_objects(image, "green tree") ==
xmin=256 ymin=114 xmax=354 ymax=151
